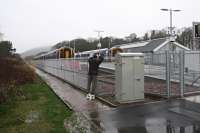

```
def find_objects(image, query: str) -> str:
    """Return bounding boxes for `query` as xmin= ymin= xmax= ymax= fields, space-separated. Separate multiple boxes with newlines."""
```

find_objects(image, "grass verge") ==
xmin=0 ymin=76 xmax=72 ymax=133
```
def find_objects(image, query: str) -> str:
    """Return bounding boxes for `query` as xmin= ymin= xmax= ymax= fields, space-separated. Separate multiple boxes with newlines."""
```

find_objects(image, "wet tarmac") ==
xmin=35 ymin=68 xmax=200 ymax=133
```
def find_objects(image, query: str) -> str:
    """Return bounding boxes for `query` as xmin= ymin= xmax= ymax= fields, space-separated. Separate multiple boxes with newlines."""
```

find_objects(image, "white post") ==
xmin=94 ymin=30 xmax=104 ymax=52
xmin=179 ymin=51 xmax=185 ymax=97
xmin=170 ymin=9 xmax=173 ymax=37
xmin=73 ymin=39 xmax=75 ymax=83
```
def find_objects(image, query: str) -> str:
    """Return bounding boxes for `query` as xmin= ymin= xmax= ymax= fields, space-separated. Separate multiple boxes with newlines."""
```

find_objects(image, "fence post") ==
xmin=73 ymin=58 xmax=75 ymax=83
xmin=179 ymin=51 xmax=185 ymax=97
xmin=166 ymin=51 xmax=171 ymax=98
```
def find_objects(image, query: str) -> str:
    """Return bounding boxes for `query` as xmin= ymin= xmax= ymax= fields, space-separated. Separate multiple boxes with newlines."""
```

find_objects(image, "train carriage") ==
xmin=34 ymin=46 xmax=123 ymax=60
xmin=34 ymin=47 xmax=74 ymax=60
xmin=75 ymin=47 xmax=123 ymax=59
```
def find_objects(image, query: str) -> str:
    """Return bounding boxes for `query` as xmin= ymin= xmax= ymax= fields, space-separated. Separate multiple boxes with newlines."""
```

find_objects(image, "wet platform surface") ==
xmin=35 ymin=68 xmax=200 ymax=133
xmin=96 ymin=99 xmax=200 ymax=133
xmin=35 ymin=68 xmax=111 ymax=112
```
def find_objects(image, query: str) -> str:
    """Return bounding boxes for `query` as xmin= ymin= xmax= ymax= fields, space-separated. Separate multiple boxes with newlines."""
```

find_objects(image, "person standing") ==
xmin=86 ymin=53 xmax=104 ymax=100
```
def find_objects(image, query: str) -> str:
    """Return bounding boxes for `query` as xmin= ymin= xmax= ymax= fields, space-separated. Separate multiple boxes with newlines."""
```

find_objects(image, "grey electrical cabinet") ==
xmin=115 ymin=53 xmax=144 ymax=103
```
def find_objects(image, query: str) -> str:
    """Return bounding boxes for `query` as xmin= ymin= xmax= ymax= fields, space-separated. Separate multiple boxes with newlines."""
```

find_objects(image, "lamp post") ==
xmin=160 ymin=8 xmax=181 ymax=38
xmin=161 ymin=8 xmax=181 ymax=98
xmin=94 ymin=30 xmax=104 ymax=49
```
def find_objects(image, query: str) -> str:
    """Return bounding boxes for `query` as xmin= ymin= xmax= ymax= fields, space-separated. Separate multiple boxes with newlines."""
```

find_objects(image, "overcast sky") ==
xmin=0 ymin=0 xmax=200 ymax=53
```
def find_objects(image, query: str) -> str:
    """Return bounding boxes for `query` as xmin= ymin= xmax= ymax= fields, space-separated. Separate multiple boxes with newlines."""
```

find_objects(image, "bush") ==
xmin=0 ymin=57 xmax=36 ymax=103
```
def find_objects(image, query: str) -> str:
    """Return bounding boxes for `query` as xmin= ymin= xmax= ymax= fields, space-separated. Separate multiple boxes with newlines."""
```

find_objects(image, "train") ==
xmin=34 ymin=46 xmax=123 ymax=60
xmin=34 ymin=47 xmax=74 ymax=60
xmin=75 ymin=47 xmax=123 ymax=58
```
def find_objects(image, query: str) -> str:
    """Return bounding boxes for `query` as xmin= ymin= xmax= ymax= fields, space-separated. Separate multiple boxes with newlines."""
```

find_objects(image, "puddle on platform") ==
xmin=115 ymin=124 xmax=200 ymax=133
xmin=65 ymin=113 xmax=200 ymax=133
xmin=185 ymin=95 xmax=200 ymax=104
xmin=64 ymin=112 xmax=103 ymax=133
xmin=104 ymin=118 xmax=200 ymax=133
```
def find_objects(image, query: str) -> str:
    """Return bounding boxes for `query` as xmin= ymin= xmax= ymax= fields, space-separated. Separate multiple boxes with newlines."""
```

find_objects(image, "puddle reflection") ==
xmin=186 ymin=96 xmax=200 ymax=104
xmin=117 ymin=122 xmax=200 ymax=133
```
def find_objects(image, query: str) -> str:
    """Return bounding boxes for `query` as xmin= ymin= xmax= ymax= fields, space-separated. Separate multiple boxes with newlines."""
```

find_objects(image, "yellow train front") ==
xmin=109 ymin=47 xmax=123 ymax=57
xmin=59 ymin=47 xmax=74 ymax=58
xmin=38 ymin=47 xmax=74 ymax=59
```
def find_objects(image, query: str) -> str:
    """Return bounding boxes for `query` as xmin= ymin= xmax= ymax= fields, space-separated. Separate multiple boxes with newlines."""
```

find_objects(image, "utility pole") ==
xmin=161 ymin=8 xmax=181 ymax=98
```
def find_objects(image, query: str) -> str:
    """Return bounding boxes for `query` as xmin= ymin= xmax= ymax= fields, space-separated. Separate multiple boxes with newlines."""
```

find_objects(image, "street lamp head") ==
xmin=161 ymin=8 xmax=181 ymax=12
xmin=160 ymin=8 xmax=181 ymax=38
xmin=161 ymin=8 xmax=169 ymax=11
xmin=94 ymin=30 xmax=104 ymax=32
xmin=172 ymin=9 xmax=181 ymax=12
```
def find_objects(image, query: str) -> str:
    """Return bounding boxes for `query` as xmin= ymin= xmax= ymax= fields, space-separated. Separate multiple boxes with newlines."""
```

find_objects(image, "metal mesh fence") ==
xmin=168 ymin=51 xmax=181 ymax=97
xmin=144 ymin=51 xmax=200 ymax=98
xmin=33 ymin=51 xmax=200 ymax=99
xmin=184 ymin=51 xmax=200 ymax=95
xmin=33 ymin=58 xmax=116 ymax=98
xmin=144 ymin=53 xmax=167 ymax=97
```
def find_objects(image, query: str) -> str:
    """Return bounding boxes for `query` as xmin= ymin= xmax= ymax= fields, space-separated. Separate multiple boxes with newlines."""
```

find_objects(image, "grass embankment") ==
xmin=0 ymin=77 xmax=72 ymax=133
xmin=0 ymin=57 xmax=72 ymax=133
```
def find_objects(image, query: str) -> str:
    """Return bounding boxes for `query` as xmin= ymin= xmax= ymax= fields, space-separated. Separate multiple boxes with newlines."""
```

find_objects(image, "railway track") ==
xmin=98 ymin=68 xmax=115 ymax=84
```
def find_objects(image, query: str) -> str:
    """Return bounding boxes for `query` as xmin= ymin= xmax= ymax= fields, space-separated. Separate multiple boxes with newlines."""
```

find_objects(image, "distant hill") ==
xmin=20 ymin=46 xmax=52 ymax=58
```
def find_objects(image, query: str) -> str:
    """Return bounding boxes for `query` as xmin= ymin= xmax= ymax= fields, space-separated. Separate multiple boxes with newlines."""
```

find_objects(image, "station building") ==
xmin=118 ymin=38 xmax=190 ymax=54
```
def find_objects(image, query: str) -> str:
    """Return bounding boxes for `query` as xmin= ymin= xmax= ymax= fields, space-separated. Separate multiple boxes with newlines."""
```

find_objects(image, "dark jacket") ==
xmin=88 ymin=55 xmax=104 ymax=75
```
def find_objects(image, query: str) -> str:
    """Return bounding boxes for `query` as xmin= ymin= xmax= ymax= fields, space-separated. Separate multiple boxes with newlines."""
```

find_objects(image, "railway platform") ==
xmin=32 ymin=48 xmax=200 ymax=132
xmin=35 ymin=67 xmax=200 ymax=133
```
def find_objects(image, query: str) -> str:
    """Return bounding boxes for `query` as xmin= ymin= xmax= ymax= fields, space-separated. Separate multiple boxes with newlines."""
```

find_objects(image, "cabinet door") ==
xmin=121 ymin=57 xmax=135 ymax=101
xmin=133 ymin=58 xmax=144 ymax=100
